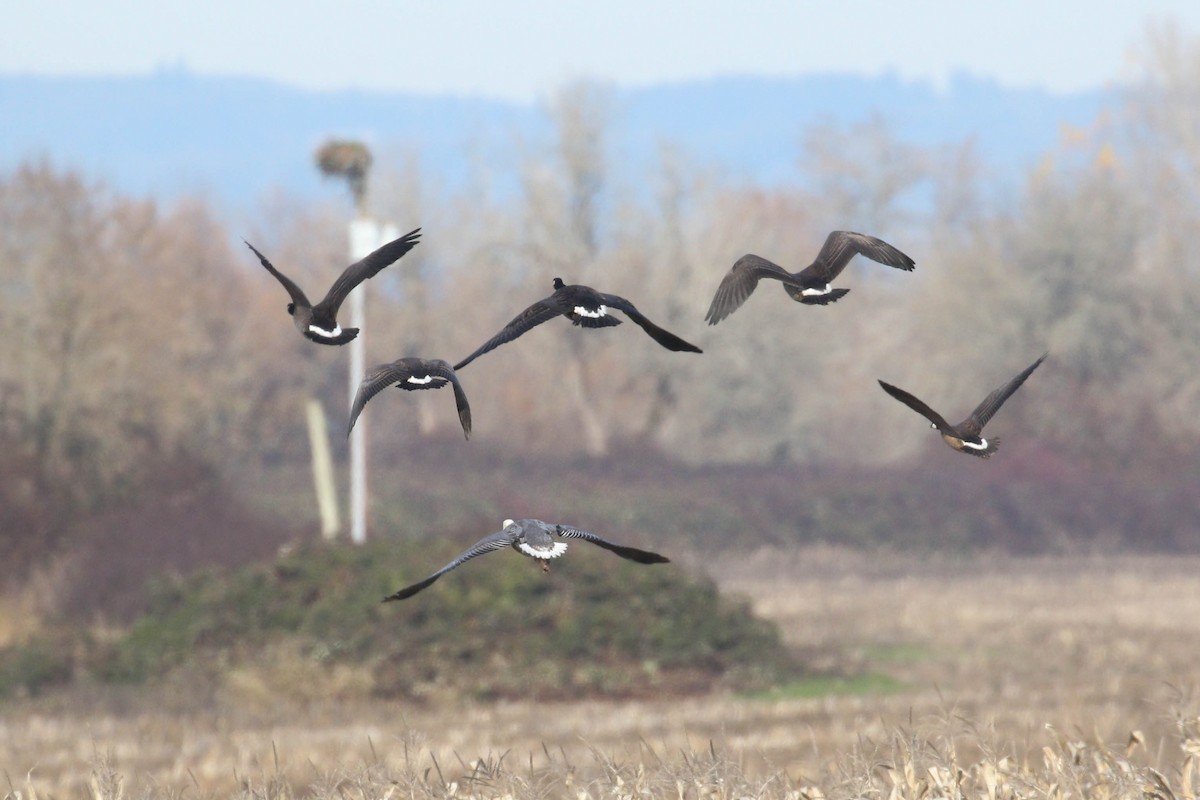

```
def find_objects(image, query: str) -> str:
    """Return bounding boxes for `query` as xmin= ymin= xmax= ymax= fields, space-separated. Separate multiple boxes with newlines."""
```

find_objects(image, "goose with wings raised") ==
xmin=245 ymin=227 xmax=421 ymax=345
xmin=878 ymin=354 xmax=1047 ymax=459
xmin=705 ymin=230 xmax=914 ymax=325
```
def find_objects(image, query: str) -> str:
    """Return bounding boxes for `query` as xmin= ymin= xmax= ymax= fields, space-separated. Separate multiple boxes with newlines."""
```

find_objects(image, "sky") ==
xmin=4 ymin=1 xmax=1199 ymax=101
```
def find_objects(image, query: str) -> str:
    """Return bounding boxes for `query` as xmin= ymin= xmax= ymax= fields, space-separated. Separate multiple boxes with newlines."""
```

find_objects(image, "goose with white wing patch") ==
xmin=453 ymin=278 xmax=702 ymax=370
xmin=705 ymin=230 xmax=914 ymax=324
xmin=348 ymin=357 xmax=471 ymax=439
xmin=383 ymin=518 xmax=670 ymax=601
xmin=878 ymin=353 xmax=1047 ymax=459
xmin=244 ymin=227 xmax=421 ymax=345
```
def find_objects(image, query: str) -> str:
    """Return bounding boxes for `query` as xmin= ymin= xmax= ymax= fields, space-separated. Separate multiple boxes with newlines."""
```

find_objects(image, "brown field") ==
xmin=2 ymin=550 xmax=1199 ymax=798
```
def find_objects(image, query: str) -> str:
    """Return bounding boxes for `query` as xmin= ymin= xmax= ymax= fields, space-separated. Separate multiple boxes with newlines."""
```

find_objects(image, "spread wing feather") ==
xmin=453 ymin=300 xmax=562 ymax=370
xmin=960 ymin=353 xmax=1046 ymax=436
xmin=317 ymin=227 xmax=422 ymax=316
xmin=600 ymin=294 xmax=702 ymax=353
xmin=878 ymin=380 xmax=955 ymax=434
xmin=555 ymin=525 xmax=670 ymax=564
xmin=244 ymin=240 xmax=312 ymax=309
xmin=382 ymin=530 xmax=514 ymax=601
xmin=704 ymin=254 xmax=794 ymax=325
xmin=800 ymin=231 xmax=915 ymax=283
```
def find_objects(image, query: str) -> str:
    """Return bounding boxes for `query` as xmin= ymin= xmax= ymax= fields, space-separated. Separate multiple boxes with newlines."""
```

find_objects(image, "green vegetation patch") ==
xmin=59 ymin=538 xmax=803 ymax=701
xmin=744 ymin=671 xmax=906 ymax=701
xmin=858 ymin=642 xmax=933 ymax=665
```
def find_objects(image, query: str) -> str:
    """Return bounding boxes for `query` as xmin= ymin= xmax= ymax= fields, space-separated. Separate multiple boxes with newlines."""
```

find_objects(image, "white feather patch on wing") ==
xmin=308 ymin=323 xmax=344 ymax=337
xmin=801 ymin=284 xmax=831 ymax=297
xmin=574 ymin=304 xmax=608 ymax=318
xmin=962 ymin=438 xmax=989 ymax=450
xmin=406 ymin=375 xmax=434 ymax=385
xmin=518 ymin=541 xmax=568 ymax=559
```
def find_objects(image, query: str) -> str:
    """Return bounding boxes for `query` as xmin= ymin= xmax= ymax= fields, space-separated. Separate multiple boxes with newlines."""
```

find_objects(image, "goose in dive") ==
xmin=348 ymin=357 xmax=471 ymax=439
xmin=878 ymin=353 xmax=1047 ymax=459
xmin=453 ymin=278 xmax=702 ymax=370
xmin=383 ymin=518 xmax=670 ymax=601
xmin=705 ymin=230 xmax=914 ymax=324
xmin=244 ymin=227 xmax=421 ymax=345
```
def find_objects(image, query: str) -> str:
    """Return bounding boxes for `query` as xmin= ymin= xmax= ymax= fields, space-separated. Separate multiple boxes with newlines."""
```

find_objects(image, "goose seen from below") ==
xmin=245 ymin=227 xmax=421 ymax=345
xmin=453 ymin=277 xmax=702 ymax=370
xmin=348 ymin=357 xmax=472 ymax=439
xmin=383 ymin=518 xmax=670 ymax=601
xmin=705 ymin=230 xmax=915 ymax=324
xmin=878 ymin=353 xmax=1047 ymax=459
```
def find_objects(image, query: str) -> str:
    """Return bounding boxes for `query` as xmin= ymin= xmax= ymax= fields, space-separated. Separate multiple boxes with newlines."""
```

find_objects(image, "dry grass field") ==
xmin=2 ymin=550 xmax=1199 ymax=798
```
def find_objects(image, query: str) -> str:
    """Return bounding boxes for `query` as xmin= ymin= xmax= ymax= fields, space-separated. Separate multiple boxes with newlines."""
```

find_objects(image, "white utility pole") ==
xmin=305 ymin=399 xmax=339 ymax=540
xmin=347 ymin=217 xmax=398 ymax=544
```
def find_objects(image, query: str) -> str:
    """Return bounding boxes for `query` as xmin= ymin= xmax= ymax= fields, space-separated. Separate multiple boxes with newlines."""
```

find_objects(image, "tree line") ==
xmin=2 ymin=29 xmax=1198 ymax=565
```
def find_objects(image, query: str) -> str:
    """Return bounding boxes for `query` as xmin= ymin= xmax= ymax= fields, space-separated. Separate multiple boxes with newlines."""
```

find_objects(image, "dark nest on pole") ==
xmin=315 ymin=139 xmax=373 ymax=212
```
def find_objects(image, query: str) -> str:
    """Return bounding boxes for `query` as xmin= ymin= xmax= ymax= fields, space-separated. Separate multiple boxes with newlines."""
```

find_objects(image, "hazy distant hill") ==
xmin=1 ymin=68 xmax=1108 ymax=213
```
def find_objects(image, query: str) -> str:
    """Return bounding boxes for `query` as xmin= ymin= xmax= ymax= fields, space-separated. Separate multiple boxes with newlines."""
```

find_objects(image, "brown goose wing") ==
xmin=798 ymin=231 xmax=915 ymax=284
xmin=452 ymin=298 xmax=563 ymax=370
xmin=599 ymin=294 xmax=702 ymax=353
xmin=348 ymin=360 xmax=432 ymax=437
xmin=705 ymin=254 xmax=795 ymax=325
xmin=958 ymin=353 xmax=1047 ymax=436
xmin=348 ymin=358 xmax=471 ymax=439
xmin=436 ymin=362 xmax=474 ymax=440
xmin=245 ymin=240 xmax=312 ymax=309
xmin=315 ymin=227 xmax=422 ymax=317
xmin=878 ymin=379 xmax=955 ymax=434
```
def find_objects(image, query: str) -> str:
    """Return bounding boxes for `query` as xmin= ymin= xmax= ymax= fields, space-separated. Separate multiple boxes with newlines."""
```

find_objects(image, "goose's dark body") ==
xmin=705 ymin=230 xmax=914 ymax=324
xmin=245 ymin=227 xmax=421 ymax=345
xmin=878 ymin=354 xmax=1047 ymax=459
xmin=454 ymin=278 xmax=702 ymax=370
xmin=348 ymin=357 xmax=471 ymax=439
xmin=383 ymin=518 xmax=670 ymax=601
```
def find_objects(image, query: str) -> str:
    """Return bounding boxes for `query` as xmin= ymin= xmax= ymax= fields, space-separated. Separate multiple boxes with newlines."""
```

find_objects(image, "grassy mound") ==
xmin=4 ymin=538 xmax=800 ymax=701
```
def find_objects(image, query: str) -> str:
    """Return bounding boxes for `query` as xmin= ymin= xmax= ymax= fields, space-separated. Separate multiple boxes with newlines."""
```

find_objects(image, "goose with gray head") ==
xmin=383 ymin=518 xmax=670 ymax=601
xmin=878 ymin=353 xmax=1047 ymax=459
xmin=348 ymin=357 xmax=472 ymax=439
xmin=454 ymin=278 xmax=702 ymax=370
xmin=244 ymin=227 xmax=421 ymax=345
xmin=705 ymin=230 xmax=914 ymax=324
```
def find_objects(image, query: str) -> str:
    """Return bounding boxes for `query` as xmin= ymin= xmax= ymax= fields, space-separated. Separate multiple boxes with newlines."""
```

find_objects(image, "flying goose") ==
xmin=383 ymin=518 xmax=670 ymax=601
xmin=878 ymin=353 xmax=1047 ymax=459
xmin=705 ymin=230 xmax=914 ymax=324
xmin=453 ymin=278 xmax=702 ymax=370
xmin=348 ymin=357 xmax=472 ymax=439
xmin=245 ymin=227 xmax=421 ymax=345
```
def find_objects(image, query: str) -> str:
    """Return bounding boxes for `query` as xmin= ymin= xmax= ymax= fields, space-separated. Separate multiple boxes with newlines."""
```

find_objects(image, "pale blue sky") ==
xmin=4 ymin=1 xmax=1198 ymax=101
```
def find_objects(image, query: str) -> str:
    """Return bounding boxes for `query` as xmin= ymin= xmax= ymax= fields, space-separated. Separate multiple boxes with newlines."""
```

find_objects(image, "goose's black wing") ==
xmin=315 ymin=227 xmax=422 ymax=317
xmin=555 ymin=524 xmax=670 ymax=564
xmin=442 ymin=369 xmax=474 ymax=440
xmin=878 ymin=380 xmax=955 ymax=434
xmin=600 ymin=294 xmax=702 ymax=353
xmin=453 ymin=299 xmax=563 ymax=370
xmin=958 ymin=353 xmax=1046 ymax=437
xmin=244 ymin=240 xmax=312 ymax=309
xmin=382 ymin=529 xmax=515 ymax=601
xmin=348 ymin=358 xmax=471 ymax=439
xmin=797 ymin=231 xmax=915 ymax=284
xmin=704 ymin=254 xmax=796 ymax=325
